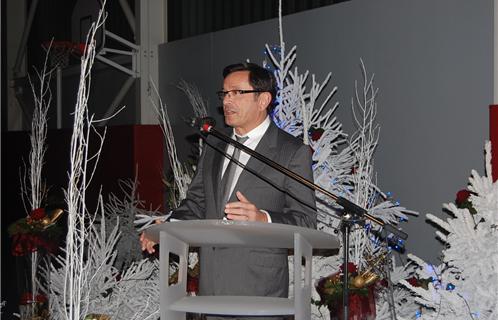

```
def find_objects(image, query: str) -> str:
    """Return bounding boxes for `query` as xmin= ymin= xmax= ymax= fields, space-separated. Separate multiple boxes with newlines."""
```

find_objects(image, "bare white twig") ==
xmin=20 ymin=41 xmax=57 ymax=214
xmin=149 ymin=78 xmax=192 ymax=206
xmin=177 ymin=79 xmax=208 ymax=118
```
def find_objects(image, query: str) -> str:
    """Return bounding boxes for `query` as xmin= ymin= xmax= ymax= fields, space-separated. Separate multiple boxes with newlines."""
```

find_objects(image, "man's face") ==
xmin=222 ymin=71 xmax=270 ymax=136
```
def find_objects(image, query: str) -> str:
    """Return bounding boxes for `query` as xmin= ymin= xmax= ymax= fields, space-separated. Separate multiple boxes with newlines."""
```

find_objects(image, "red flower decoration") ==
xmin=309 ymin=127 xmax=324 ymax=142
xmin=19 ymin=292 xmax=47 ymax=305
xmin=406 ymin=277 xmax=420 ymax=287
xmin=340 ymin=262 xmax=357 ymax=274
xmin=455 ymin=189 xmax=471 ymax=206
xmin=30 ymin=208 xmax=46 ymax=220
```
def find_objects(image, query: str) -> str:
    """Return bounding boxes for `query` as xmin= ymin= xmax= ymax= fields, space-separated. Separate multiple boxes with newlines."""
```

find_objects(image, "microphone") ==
xmin=190 ymin=116 xmax=216 ymax=133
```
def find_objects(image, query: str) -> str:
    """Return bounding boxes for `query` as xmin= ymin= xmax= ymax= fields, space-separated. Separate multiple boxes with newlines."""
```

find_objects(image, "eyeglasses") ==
xmin=216 ymin=89 xmax=266 ymax=100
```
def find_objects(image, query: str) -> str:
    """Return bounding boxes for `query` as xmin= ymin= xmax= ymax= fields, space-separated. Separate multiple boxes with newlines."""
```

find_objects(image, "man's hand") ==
xmin=224 ymin=191 xmax=268 ymax=222
xmin=140 ymin=232 xmax=157 ymax=254
xmin=139 ymin=218 xmax=164 ymax=254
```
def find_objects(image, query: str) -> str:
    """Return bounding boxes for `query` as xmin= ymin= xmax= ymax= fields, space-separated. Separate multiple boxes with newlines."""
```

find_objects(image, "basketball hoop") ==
xmin=41 ymin=41 xmax=87 ymax=69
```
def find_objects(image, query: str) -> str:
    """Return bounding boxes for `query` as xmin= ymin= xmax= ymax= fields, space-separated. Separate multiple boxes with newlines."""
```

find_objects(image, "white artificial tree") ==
xmin=401 ymin=141 xmax=498 ymax=319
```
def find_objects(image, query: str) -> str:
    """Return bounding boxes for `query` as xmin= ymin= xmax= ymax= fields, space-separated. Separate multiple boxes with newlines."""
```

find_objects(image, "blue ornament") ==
xmin=446 ymin=283 xmax=455 ymax=291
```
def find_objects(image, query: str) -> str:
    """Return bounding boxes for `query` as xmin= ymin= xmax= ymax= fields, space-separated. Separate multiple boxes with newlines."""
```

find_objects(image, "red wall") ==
xmin=491 ymin=105 xmax=498 ymax=182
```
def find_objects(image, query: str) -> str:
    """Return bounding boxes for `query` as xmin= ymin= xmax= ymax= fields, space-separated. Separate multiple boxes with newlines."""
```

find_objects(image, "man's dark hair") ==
xmin=223 ymin=62 xmax=278 ymax=113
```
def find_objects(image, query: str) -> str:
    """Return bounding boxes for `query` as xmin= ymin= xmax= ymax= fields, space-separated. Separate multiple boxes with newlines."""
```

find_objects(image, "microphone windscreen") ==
xmin=198 ymin=117 xmax=216 ymax=132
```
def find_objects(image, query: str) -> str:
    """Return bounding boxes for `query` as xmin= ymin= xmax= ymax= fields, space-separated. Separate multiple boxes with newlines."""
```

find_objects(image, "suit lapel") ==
xmin=211 ymin=138 xmax=229 ymax=217
xmin=228 ymin=122 xmax=279 ymax=201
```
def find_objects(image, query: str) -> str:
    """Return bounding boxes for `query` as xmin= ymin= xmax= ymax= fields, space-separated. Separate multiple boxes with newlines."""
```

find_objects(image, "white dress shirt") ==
xmin=221 ymin=116 xmax=272 ymax=222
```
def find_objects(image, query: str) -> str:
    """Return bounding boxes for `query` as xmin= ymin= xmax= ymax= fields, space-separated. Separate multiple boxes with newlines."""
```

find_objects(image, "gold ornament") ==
xmin=26 ymin=208 xmax=64 ymax=229
xmin=41 ymin=208 xmax=64 ymax=228
xmin=351 ymin=252 xmax=388 ymax=289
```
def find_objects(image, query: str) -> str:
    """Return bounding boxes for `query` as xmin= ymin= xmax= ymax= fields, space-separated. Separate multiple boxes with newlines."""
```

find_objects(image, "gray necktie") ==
xmin=220 ymin=136 xmax=249 ymax=206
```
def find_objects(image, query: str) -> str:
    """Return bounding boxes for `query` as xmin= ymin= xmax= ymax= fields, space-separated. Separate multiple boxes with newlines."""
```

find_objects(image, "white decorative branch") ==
xmin=177 ymin=79 xmax=208 ymax=118
xmin=177 ymin=79 xmax=209 ymax=156
xmin=149 ymin=79 xmax=192 ymax=207
xmin=19 ymin=41 xmax=56 ymax=214
xmin=16 ymin=39 xmax=57 ymax=320
xmin=50 ymin=5 xmax=109 ymax=319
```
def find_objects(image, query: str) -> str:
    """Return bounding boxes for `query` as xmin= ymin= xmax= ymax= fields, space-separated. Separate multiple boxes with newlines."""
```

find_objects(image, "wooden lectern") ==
xmin=145 ymin=220 xmax=339 ymax=320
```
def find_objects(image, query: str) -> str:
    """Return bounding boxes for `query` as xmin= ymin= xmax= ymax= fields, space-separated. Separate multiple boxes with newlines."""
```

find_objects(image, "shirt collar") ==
xmin=233 ymin=116 xmax=271 ymax=140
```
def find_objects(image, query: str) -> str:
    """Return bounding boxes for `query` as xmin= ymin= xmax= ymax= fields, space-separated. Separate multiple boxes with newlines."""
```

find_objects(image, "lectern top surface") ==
xmin=145 ymin=219 xmax=339 ymax=249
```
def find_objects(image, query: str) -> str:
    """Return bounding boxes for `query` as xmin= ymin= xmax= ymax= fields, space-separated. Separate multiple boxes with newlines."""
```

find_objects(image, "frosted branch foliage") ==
xmin=45 ymin=212 xmax=160 ymax=320
xmin=339 ymin=61 xmax=416 ymax=269
xmin=104 ymin=179 xmax=160 ymax=270
xmin=375 ymin=262 xmax=420 ymax=320
xmin=402 ymin=142 xmax=498 ymax=319
xmin=264 ymin=42 xmax=351 ymax=228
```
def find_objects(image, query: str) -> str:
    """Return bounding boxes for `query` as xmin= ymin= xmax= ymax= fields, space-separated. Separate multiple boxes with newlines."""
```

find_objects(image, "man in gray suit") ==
xmin=141 ymin=63 xmax=316 ymax=319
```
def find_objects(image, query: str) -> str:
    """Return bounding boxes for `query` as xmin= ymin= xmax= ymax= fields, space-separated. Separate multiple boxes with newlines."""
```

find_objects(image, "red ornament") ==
xmin=309 ymin=127 xmax=325 ymax=142
xmin=30 ymin=208 xmax=46 ymax=221
xmin=455 ymin=189 xmax=471 ymax=206
xmin=340 ymin=262 xmax=357 ymax=275
xmin=406 ymin=277 xmax=420 ymax=287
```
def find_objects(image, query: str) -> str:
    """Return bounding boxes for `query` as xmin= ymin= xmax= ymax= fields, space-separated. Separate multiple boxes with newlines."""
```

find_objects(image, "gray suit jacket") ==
xmin=172 ymin=121 xmax=317 ymax=297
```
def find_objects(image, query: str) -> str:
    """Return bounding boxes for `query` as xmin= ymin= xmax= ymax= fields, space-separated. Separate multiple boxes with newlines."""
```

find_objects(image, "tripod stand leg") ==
xmin=384 ymin=252 xmax=398 ymax=320
xmin=341 ymin=222 xmax=351 ymax=320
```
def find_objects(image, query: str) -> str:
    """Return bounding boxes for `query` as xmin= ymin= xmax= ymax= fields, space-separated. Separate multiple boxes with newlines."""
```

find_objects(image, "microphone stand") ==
xmin=198 ymin=120 xmax=407 ymax=320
